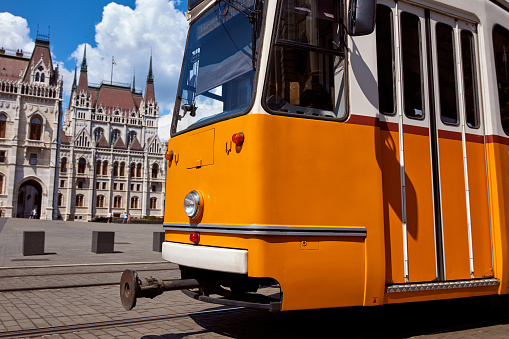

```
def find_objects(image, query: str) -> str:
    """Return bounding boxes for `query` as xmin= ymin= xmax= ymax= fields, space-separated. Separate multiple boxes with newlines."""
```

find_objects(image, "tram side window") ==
xmin=436 ymin=23 xmax=458 ymax=125
xmin=376 ymin=5 xmax=395 ymax=115
xmin=461 ymin=30 xmax=480 ymax=128
xmin=493 ymin=25 xmax=509 ymax=135
xmin=401 ymin=12 xmax=424 ymax=119
xmin=265 ymin=0 xmax=346 ymax=119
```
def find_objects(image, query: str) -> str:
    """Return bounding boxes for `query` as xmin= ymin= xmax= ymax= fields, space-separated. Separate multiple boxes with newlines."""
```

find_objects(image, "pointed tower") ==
xmin=72 ymin=65 xmax=77 ymax=92
xmin=144 ymin=53 xmax=155 ymax=105
xmin=77 ymin=43 xmax=88 ymax=93
xmin=131 ymin=70 xmax=136 ymax=94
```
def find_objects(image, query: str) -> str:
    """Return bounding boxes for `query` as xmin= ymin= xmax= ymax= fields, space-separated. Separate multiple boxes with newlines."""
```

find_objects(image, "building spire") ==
xmin=72 ymin=65 xmax=77 ymax=91
xmin=132 ymin=70 xmax=136 ymax=93
xmin=147 ymin=51 xmax=153 ymax=83
xmin=80 ymin=43 xmax=87 ymax=72
xmin=144 ymin=53 xmax=155 ymax=104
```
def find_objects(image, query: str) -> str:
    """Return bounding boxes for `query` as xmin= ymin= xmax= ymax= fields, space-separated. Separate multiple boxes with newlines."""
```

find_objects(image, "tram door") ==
xmin=378 ymin=1 xmax=493 ymax=284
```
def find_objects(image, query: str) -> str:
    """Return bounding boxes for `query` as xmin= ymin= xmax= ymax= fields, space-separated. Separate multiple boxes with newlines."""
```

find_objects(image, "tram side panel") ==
xmin=164 ymin=113 xmax=385 ymax=311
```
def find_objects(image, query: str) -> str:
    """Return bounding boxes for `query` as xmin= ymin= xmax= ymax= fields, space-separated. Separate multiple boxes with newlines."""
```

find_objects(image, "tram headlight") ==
xmin=184 ymin=190 xmax=202 ymax=219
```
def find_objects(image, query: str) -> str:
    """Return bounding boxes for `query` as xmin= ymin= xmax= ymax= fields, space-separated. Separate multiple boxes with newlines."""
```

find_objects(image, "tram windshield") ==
xmin=172 ymin=0 xmax=260 ymax=134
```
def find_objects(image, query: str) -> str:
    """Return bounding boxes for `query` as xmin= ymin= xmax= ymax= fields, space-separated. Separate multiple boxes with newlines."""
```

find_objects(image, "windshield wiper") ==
xmin=218 ymin=0 xmax=262 ymax=69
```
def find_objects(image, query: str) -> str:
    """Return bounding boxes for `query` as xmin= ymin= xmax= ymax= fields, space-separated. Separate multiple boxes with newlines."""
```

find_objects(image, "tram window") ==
xmin=493 ymin=25 xmax=509 ymax=135
xmin=265 ymin=0 xmax=346 ymax=119
xmin=172 ymin=0 xmax=258 ymax=134
xmin=376 ymin=5 xmax=395 ymax=115
xmin=401 ymin=12 xmax=424 ymax=119
xmin=277 ymin=0 xmax=340 ymax=51
xmin=461 ymin=30 xmax=480 ymax=128
xmin=436 ymin=23 xmax=458 ymax=125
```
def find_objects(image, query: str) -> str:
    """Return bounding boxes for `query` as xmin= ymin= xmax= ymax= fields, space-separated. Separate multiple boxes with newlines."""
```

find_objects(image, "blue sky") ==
xmin=0 ymin=0 xmax=190 ymax=141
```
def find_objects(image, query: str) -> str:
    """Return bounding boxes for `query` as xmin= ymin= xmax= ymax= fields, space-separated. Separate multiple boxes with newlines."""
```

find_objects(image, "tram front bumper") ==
xmin=162 ymin=241 xmax=248 ymax=274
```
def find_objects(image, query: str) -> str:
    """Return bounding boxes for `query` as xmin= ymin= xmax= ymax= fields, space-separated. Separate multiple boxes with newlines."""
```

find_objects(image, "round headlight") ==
xmin=184 ymin=191 xmax=202 ymax=219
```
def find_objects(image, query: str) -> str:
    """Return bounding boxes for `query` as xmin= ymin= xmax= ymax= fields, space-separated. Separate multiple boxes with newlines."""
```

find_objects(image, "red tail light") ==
xmin=190 ymin=232 xmax=200 ymax=245
xmin=232 ymin=133 xmax=244 ymax=146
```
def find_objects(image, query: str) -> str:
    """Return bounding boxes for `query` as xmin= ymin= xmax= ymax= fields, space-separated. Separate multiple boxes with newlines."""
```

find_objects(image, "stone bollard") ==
xmin=153 ymin=232 xmax=165 ymax=252
xmin=92 ymin=231 xmax=115 ymax=254
xmin=23 ymin=231 xmax=45 ymax=256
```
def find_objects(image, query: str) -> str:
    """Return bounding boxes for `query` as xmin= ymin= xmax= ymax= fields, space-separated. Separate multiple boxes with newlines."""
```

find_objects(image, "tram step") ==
xmin=386 ymin=278 xmax=500 ymax=293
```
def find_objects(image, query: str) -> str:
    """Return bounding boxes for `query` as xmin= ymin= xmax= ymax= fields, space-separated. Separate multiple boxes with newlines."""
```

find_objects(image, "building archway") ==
xmin=17 ymin=180 xmax=42 ymax=218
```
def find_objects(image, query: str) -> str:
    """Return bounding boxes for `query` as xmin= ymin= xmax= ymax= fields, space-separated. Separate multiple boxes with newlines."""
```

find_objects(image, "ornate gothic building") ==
xmin=59 ymin=47 xmax=165 ymax=221
xmin=0 ymin=37 xmax=63 ymax=219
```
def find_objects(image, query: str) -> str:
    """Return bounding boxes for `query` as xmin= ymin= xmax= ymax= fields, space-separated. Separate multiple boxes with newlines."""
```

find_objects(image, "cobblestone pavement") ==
xmin=1 ymin=218 xmax=509 ymax=338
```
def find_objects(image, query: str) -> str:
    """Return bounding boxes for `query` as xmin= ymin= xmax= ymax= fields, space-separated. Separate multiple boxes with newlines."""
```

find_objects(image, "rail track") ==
xmin=0 ymin=261 xmax=178 ymax=293
xmin=0 ymin=307 xmax=245 ymax=338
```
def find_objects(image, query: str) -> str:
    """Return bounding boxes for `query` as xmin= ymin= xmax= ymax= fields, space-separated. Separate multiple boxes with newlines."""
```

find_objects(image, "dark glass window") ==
xmin=137 ymin=163 xmax=142 ymax=177
xmin=60 ymin=157 xmax=67 ymax=173
xmin=152 ymin=163 xmax=158 ymax=178
xmin=265 ymin=0 xmax=346 ymax=119
xmin=113 ymin=162 xmax=119 ymax=176
xmin=376 ymin=5 xmax=395 ymax=115
xmin=78 ymin=158 xmax=86 ymax=174
xmin=493 ymin=25 xmax=509 ymax=135
xmin=94 ymin=128 xmax=104 ymax=142
xmin=0 ymin=151 xmax=5 ymax=163
xmin=0 ymin=114 xmax=6 ymax=138
xmin=30 ymin=116 xmax=42 ymax=140
xmin=102 ymin=161 xmax=108 ymax=176
xmin=30 ymin=153 xmax=37 ymax=165
xmin=76 ymin=195 xmax=84 ymax=207
xmin=401 ymin=12 xmax=424 ymax=119
xmin=461 ymin=30 xmax=480 ymax=128
xmin=120 ymin=162 xmax=125 ymax=176
xmin=436 ymin=23 xmax=458 ymax=124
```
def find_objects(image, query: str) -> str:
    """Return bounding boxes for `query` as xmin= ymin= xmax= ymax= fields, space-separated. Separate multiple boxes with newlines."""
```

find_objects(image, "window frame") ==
xmin=261 ymin=0 xmax=349 ymax=123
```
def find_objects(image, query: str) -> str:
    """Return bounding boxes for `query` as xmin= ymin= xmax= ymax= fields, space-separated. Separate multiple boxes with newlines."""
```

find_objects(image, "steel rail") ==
xmin=0 ymin=307 xmax=245 ymax=338
xmin=0 ymin=267 xmax=178 ymax=279
xmin=0 ymin=282 xmax=120 ymax=293
xmin=0 ymin=261 xmax=168 ymax=270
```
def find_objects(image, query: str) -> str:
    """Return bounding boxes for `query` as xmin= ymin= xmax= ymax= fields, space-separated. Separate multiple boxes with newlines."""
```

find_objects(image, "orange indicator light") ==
xmin=165 ymin=150 xmax=174 ymax=161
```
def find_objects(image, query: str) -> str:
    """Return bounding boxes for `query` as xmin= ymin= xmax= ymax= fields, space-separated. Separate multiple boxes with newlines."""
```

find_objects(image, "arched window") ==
xmin=130 ymin=163 xmax=135 ymax=177
xmin=96 ymin=160 xmax=101 ymax=175
xmin=41 ymin=73 xmax=45 ymax=82
xmin=76 ymin=194 xmax=84 ymax=207
xmin=150 ymin=197 xmax=157 ymax=209
xmin=29 ymin=116 xmax=42 ymax=140
xmin=58 ymin=193 xmax=63 ymax=207
xmin=102 ymin=161 xmax=108 ymax=175
xmin=111 ymin=129 xmax=120 ymax=144
xmin=113 ymin=162 xmax=119 ymax=176
xmin=128 ymin=131 xmax=137 ymax=145
xmin=96 ymin=195 xmax=105 ymax=207
xmin=114 ymin=196 xmax=122 ymax=208
xmin=78 ymin=158 xmax=86 ymax=174
xmin=151 ymin=163 xmax=158 ymax=179
xmin=35 ymin=73 xmax=40 ymax=82
xmin=0 ymin=114 xmax=6 ymax=138
xmin=131 ymin=196 xmax=139 ymax=209
xmin=60 ymin=157 xmax=67 ymax=173
xmin=94 ymin=128 xmax=104 ymax=142
xmin=0 ymin=174 xmax=3 ymax=195
xmin=120 ymin=162 xmax=125 ymax=176
xmin=136 ymin=163 xmax=142 ymax=177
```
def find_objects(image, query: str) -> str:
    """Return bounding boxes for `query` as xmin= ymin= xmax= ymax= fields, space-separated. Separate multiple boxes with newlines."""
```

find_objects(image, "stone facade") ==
xmin=0 ymin=38 xmax=63 ymax=219
xmin=58 ymin=47 xmax=165 ymax=221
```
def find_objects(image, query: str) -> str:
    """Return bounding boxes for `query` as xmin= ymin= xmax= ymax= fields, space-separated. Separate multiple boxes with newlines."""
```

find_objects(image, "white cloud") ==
xmin=70 ymin=0 xmax=188 ymax=140
xmin=0 ymin=12 xmax=35 ymax=55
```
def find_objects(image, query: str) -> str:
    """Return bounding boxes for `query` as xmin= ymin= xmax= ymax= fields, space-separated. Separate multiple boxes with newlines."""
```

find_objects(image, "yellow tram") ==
xmin=121 ymin=0 xmax=509 ymax=312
